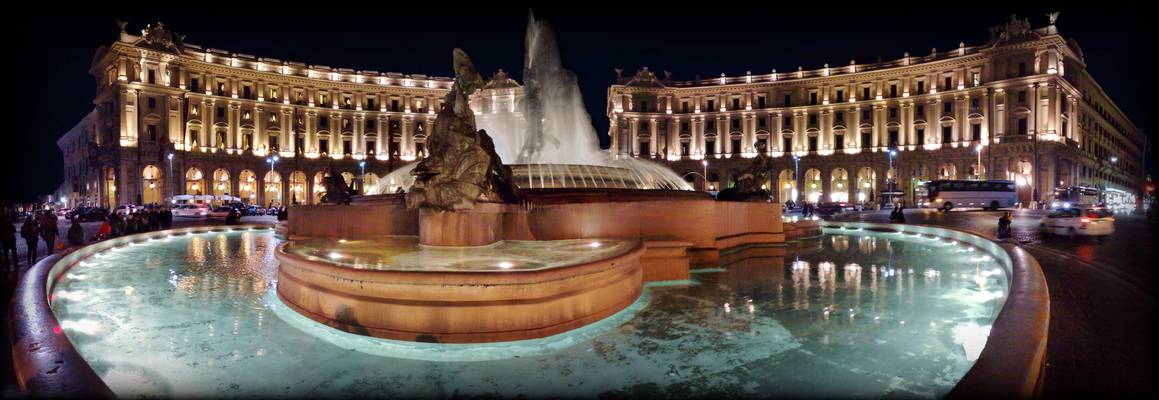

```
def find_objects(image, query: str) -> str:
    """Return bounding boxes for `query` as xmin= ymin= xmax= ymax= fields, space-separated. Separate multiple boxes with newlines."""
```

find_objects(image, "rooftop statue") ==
xmin=405 ymin=49 xmax=519 ymax=211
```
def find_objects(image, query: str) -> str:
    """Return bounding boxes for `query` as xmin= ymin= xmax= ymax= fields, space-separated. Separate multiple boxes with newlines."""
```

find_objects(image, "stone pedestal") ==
xmin=419 ymin=202 xmax=508 ymax=247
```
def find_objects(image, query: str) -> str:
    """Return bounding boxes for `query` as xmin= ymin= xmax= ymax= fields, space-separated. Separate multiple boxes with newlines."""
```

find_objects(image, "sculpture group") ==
xmin=405 ymin=49 xmax=520 ymax=211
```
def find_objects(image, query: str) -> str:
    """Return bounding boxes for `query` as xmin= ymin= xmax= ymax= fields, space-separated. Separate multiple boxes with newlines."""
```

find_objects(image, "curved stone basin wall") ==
xmin=275 ymin=242 xmax=646 ymax=343
xmin=291 ymin=189 xmax=784 ymax=266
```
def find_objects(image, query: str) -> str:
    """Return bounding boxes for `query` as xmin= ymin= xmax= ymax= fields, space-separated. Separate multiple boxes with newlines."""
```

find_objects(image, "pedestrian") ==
xmin=95 ymin=217 xmax=113 ymax=241
xmin=40 ymin=212 xmax=59 ymax=255
xmin=997 ymin=212 xmax=1012 ymax=239
xmin=67 ymin=217 xmax=85 ymax=247
xmin=163 ymin=207 xmax=173 ymax=229
xmin=20 ymin=215 xmax=39 ymax=266
xmin=1 ymin=213 xmax=16 ymax=269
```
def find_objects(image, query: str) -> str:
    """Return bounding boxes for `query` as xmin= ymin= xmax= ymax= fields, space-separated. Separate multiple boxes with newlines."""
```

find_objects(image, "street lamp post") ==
xmin=359 ymin=160 xmax=367 ymax=193
xmin=701 ymin=160 xmax=709 ymax=191
xmin=167 ymin=152 xmax=174 ymax=200
xmin=890 ymin=149 xmax=899 ymax=205
xmin=267 ymin=155 xmax=279 ymax=207
xmin=793 ymin=155 xmax=800 ymax=203
xmin=975 ymin=143 xmax=984 ymax=180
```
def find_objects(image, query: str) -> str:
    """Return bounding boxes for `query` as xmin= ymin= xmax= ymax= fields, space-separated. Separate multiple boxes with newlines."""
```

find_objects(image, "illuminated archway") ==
xmin=238 ymin=170 xmax=257 ymax=204
xmin=777 ymin=169 xmax=796 ymax=203
xmin=141 ymin=165 xmax=161 ymax=205
xmin=364 ymin=172 xmax=380 ymax=193
xmin=803 ymin=169 xmax=823 ymax=203
xmin=263 ymin=170 xmax=282 ymax=207
xmin=939 ymin=163 xmax=957 ymax=180
xmin=104 ymin=166 xmax=117 ymax=208
xmin=289 ymin=171 xmax=307 ymax=206
xmin=212 ymin=168 xmax=231 ymax=199
xmin=829 ymin=168 xmax=849 ymax=203
xmin=185 ymin=167 xmax=204 ymax=195
xmin=856 ymin=167 xmax=876 ymax=204
xmin=312 ymin=172 xmax=326 ymax=205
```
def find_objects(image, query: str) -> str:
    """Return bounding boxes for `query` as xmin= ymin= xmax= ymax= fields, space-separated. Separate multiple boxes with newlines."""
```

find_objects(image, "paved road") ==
xmin=0 ymin=215 xmax=277 ymax=396
xmin=837 ymin=208 xmax=1158 ymax=397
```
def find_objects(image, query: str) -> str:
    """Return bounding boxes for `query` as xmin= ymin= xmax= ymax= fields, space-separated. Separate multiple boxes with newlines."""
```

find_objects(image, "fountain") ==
xmin=367 ymin=13 xmax=692 ymax=195
xmin=279 ymin=19 xmax=789 ymax=343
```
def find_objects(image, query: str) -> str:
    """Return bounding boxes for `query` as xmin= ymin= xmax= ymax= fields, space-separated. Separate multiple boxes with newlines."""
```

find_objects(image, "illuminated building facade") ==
xmin=56 ymin=21 xmax=493 ymax=208
xmin=607 ymin=15 xmax=1144 ymax=207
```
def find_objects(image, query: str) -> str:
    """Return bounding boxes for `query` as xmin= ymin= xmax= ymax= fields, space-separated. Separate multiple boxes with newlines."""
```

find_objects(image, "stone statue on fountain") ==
xmin=405 ymin=48 xmax=520 ymax=211
xmin=716 ymin=141 xmax=772 ymax=202
xmin=320 ymin=164 xmax=355 ymax=205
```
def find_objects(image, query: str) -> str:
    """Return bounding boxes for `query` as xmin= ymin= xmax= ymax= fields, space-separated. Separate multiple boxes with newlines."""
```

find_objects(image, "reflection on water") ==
xmin=52 ymin=229 xmax=1007 ymax=398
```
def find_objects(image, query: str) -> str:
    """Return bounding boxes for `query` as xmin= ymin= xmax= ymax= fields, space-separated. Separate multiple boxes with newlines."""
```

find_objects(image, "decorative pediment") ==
xmin=483 ymin=69 xmax=520 ymax=89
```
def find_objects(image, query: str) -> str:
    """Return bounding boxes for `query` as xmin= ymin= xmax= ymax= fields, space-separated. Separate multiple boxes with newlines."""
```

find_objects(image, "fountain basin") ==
xmin=275 ymin=237 xmax=644 ymax=343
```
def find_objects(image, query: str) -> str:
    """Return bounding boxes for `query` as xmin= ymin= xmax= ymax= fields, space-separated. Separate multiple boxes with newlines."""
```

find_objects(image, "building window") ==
xmin=808 ymin=136 xmax=818 ymax=152
xmin=319 ymin=139 xmax=329 ymax=154
xmin=889 ymin=108 xmax=897 ymax=119
xmin=758 ymin=118 xmax=767 ymax=129
xmin=808 ymin=115 xmax=817 ymax=125
xmin=917 ymin=105 xmax=924 ymax=117
xmin=367 ymin=98 xmax=376 ymax=110
xmin=971 ymin=98 xmax=980 ymax=109
xmin=391 ymin=99 xmax=400 ymax=111
xmin=244 ymin=133 xmax=252 ymax=150
xmin=681 ymin=142 xmax=690 ymax=156
xmin=147 ymin=70 xmax=155 ymax=84
xmin=835 ymin=112 xmax=844 ymax=123
xmin=757 ymin=97 xmax=765 ymax=109
xmin=836 ymin=90 xmax=844 ymax=102
xmin=366 ymin=141 xmax=375 ymax=154
xmin=917 ymin=81 xmax=925 ymax=94
xmin=732 ymin=98 xmax=740 ymax=110
xmin=707 ymin=100 xmax=715 ymax=111
xmin=731 ymin=118 xmax=740 ymax=131
xmin=890 ymin=84 xmax=897 ymax=98
xmin=943 ymin=76 xmax=952 ymax=91
xmin=681 ymin=101 xmax=689 ymax=113
xmin=731 ymin=138 xmax=741 ymax=154
xmin=861 ymin=132 xmax=872 ymax=148
xmin=810 ymin=92 xmax=818 ymax=105
xmin=640 ymin=121 xmax=649 ymax=132
xmin=706 ymin=121 xmax=716 ymax=133
xmin=889 ymin=130 xmax=898 ymax=146
xmin=147 ymin=125 xmax=157 ymax=141
xmin=268 ymin=136 xmax=278 ymax=152
xmin=1018 ymin=91 xmax=1027 ymax=104
xmin=706 ymin=140 xmax=716 ymax=155
xmin=942 ymin=126 xmax=952 ymax=143
xmin=861 ymin=109 xmax=870 ymax=121
xmin=783 ymin=95 xmax=791 ymax=107
xmin=638 ymin=141 xmax=649 ymax=156
xmin=243 ymin=86 xmax=251 ymax=99
xmin=216 ymin=107 xmax=225 ymax=118
xmin=681 ymin=122 xmax=689 ymax=132
xmin=148 ymin=98 xmax=156 ymax=109
xmin=343 ymin=140 xmax=352 ymax=155
xmin=916 ymin=128 xmax=925 ymax=145
xmin=190 ymin=78 xmax=200 ymax=93
xmin=1018 ymin=118 xmax=1028 ymax=135
xmin=972 ymin=124 xmax=981 ymax=141
xmin=943 ymin=102 xmax=952 ymax=114
xmin=319 ymin=117 xmax=329 ymax=127
xmin=862 ymin=87 xmax=870 ymax=101
xmin=1018 ymin=62 xmax=1027 ymax=77
xmin=783 ymin=137 xmax=792 ymax=152
xmin=834 ymin=134 xmax=844 ymax=150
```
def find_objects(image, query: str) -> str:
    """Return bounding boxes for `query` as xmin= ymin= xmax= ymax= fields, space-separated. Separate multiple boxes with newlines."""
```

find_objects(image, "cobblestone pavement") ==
xmin=836 ymin=208 xmax=1158 ymax=397
xmin=1 ymin=215 xmax=277 ymax=395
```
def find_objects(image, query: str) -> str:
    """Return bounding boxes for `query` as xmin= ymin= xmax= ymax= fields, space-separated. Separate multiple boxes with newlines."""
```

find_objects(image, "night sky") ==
xmin=5 ymin=4 xmax=1153 ymax=202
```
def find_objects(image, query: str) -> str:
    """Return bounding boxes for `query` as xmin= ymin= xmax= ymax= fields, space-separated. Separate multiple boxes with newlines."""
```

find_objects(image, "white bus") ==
xmin=924 ymin=179 xmax=1017 ymax=211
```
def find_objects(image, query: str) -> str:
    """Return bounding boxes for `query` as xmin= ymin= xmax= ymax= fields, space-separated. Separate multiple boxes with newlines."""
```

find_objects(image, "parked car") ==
xmin=74 ymin=208 xmax=110 ymax=222
xmin=207 ymin=206 xmax=233 ymax=220
xmin=114 ymin=204 xmax=137 ymax=216
xmin=1039 ymin=207 xmax=1115 ymax=239
xmin=172 ymin=204 xmax=209 ymax=218
xmin=815 ymin=202 xmax=852 ymax=216
xmin=245 ymin=205 xmax=261 ymax=216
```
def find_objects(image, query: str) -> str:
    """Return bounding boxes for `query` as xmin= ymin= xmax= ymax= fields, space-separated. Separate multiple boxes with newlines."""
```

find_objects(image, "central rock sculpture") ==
xmin=405 ymin=49 xmax=519 ymax=211
xmin=715 ymin=141 xmax=772 ymax=202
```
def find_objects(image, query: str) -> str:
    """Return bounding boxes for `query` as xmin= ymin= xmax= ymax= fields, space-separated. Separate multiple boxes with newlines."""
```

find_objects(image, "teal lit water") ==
xmin=51 ymin=228 xmax=1007 ymax=398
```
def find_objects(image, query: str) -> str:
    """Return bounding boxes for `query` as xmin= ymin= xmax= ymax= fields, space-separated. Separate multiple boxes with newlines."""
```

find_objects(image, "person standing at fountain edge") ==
xmin=0 ymin=213 xmax=16 ymax=269
xmin=997 ymin=212 xmax=1012 ymax=239
xmin=20 ymin=214 xmax=39 ymax=266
